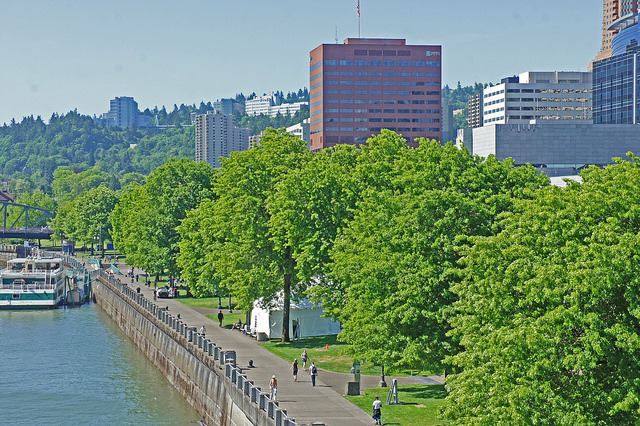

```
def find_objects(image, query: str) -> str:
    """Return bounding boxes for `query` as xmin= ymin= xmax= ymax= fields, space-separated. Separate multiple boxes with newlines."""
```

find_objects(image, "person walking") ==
xmin=372 ymin=396 xmax=382 ymax=425
xmin=291 ymin=359 xmax=299 ymax=382
xmin=301 ymin=349 xmax=309 ymax=370
xmin=269 ymin=375 xmax=278 ymax=401
xmin=217 ymin=310 xmax=224 ymax=327
xmin=309 ymin=362 xmax=318 ymax=387
xmin=200 ymin=325 xmax=206 ymax=337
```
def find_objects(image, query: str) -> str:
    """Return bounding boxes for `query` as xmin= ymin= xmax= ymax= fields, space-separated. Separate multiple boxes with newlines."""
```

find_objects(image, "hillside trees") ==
xmin=442 ymin=157 xmax=640 ymax=424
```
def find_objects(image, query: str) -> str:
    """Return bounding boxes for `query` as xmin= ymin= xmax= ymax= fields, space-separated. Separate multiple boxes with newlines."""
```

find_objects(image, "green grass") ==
xmin=259 ymin=335 xmax=383 ymax=375
xmin=205 ymin=312 xmax=245 ymax=328
xmin=175 ymin=295 xmax=238 ymax=310
xmin=345 ymin=384 xmax=447 ymax=425
xmin=258 ymin=335 xmax=441 ymax=377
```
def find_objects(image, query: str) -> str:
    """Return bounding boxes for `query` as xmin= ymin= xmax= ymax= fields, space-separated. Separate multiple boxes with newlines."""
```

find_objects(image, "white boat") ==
xmin=0 ymin=257 xmax=65 ymax=309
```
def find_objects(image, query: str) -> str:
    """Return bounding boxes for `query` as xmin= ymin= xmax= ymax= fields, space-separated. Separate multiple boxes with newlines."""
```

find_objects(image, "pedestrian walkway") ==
xmin=117 ymin=269 xmax=443 ymax=426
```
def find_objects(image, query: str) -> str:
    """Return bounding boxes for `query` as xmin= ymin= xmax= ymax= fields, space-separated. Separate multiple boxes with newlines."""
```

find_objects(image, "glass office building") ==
xmin=593 ymin=13 xmax=640 ymax=124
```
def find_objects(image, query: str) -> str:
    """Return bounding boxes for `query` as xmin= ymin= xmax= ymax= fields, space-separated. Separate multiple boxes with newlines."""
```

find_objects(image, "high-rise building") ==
xmin=481 ymin=72 xmax=592 ymax=126
xmin=593 ymin=13 xmax=640 ymax=123
xmin=592 ymin=0 xmax=638 ymax=66
xmin=213 ymin=98 xmax=245 ymax=115
xmin=468 ymin=93 xmax=483 ymax=129
xmin=97 ymin=96 xmax=151 ymax=128
xmin=194 ymin=110 xmax=250 ymax=168
xmin=309 ymin=38 xmax=442 ymax=151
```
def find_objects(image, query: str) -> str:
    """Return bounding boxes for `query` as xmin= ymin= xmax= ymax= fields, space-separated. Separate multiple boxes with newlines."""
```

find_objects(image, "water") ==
xmin=0 ymin=305 xmax=202 ymax=425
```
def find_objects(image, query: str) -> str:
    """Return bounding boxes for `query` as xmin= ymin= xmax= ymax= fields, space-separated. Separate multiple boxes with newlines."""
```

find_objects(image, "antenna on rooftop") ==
xmin=335 ymin=25 xmax=338 ymax=44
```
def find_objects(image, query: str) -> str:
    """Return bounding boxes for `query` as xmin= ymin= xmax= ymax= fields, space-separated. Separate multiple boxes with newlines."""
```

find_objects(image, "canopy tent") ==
xmin=250 ymin=295 xmax=341 ymax=339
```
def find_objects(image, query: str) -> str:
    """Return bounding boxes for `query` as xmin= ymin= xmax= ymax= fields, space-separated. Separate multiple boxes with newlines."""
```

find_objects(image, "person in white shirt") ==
xmin=372 ymin=396 xmax=382 ymax=425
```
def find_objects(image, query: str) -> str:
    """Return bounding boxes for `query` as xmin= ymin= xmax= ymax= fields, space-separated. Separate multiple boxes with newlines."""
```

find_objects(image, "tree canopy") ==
xmin=443 ymin=156 xmax=640 ymax=424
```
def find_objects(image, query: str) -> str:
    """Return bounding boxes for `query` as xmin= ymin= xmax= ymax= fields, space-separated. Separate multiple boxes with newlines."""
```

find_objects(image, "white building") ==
xmin=482 ymin=72 xmax=592 ymax=126
xmin=245 ymin=92 xmax=308 ymax=117
xmin=286 ymin=119 xmax=310 ymax=148
xmin=194 ymin=110 xmax=250 ymax=168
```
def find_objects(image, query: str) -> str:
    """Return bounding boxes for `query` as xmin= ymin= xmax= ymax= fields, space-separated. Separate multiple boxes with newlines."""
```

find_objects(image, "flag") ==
xmin=357 ymin=0 xmax=360 ymax=17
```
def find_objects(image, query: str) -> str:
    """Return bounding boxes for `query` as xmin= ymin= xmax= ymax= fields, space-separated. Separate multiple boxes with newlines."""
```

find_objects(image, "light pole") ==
xmin=228 ymin=293 xmax=232 ymax=313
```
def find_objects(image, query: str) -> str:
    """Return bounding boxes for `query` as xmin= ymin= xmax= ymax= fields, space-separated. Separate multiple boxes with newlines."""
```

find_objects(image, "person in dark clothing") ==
xmin=217 ymin=310 xmax=224 ymax=327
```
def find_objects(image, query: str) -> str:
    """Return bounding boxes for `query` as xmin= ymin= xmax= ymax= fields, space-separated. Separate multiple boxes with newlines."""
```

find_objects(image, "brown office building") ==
xmin=592 ymin=0 xmax=638 ymax=66
xmin=309 ymin=38 xmax=442 ymax=151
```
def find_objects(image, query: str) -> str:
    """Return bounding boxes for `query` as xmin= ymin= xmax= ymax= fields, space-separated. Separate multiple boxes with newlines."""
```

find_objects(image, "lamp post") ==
xmin=228 ymin=293 xmax=232 ymax=313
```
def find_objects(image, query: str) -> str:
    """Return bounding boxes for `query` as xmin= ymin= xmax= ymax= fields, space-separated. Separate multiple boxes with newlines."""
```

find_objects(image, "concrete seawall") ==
xmin=93 ymin=272 xmax=296 ymax=426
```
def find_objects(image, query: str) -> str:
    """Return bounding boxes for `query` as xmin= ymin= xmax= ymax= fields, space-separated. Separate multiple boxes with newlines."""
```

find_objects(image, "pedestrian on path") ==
xmin=269 ymin=375 xmax=278 ymax=401
xmin=301 ymin=349 xmax=308 ymax=370
xmin=309 ymin=362 xmax=318 ymax=387
xmin=372 ymin=396 xmax=382 ymax=425
xmin=200 ymin=325 xmax=206 ymax=337
xmin=291 ymin=359 xmax=299 ymax=382
xmin=218 ymin=310 xmax=224 ymax=327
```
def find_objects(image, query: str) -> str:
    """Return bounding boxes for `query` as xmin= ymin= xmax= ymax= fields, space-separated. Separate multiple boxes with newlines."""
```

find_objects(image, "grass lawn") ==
xmin=345 ymin=384 xmax=447 ymax=425
xmin=259 ymin=335 xmax=440 ymax=377
xmin=205 ymin=312 xmax=245 ymax=329
xmin=175 ymin=295 xmax=238 ymax=310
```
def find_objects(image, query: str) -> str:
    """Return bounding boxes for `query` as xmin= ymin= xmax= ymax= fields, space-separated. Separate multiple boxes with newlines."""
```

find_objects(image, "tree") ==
xmin=69 ymin=186 xmax=118 ymax=251
xmin=321 ymin=134 xmax=547 ymax=373
xmin=443 ymin=157 xmax=640 ymax=424
xmin=111 ymin=158 xmax=216 ymax=277
xmin=210 ymin=129 xmax=309 ymax=342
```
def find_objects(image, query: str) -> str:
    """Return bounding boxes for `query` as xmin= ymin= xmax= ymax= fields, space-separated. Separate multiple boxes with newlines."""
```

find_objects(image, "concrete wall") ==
xmin=92 ymin=271 xmax=295 ymax=426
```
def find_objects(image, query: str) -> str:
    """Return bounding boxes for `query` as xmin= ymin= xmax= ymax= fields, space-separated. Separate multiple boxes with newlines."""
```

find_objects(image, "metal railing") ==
xmin=92 ymin=268 xmax=300 ymax=426
xmin=1 ymin=282 xmax=57 ymax=291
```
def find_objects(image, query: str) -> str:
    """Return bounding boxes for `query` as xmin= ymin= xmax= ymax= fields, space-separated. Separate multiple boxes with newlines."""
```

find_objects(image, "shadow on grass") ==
xmin=401 ymin=384 xmax=447 ymax=400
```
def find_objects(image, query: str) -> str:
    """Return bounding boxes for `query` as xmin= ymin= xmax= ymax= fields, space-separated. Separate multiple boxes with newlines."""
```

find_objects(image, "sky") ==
xmin=0 ymin=0 xmax=602 ymax=125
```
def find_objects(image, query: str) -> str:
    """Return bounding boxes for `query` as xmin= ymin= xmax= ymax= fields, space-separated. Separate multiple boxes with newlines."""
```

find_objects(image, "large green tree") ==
xmin=111 ymin=158 xmax=216 ymax=277
xmin=443 ymin=157 xmax=640 ymax=424
xmin=321 ymin=135 xmax=547 ymax=373
xmin=209 ymin=129 xmax=309 ymax=342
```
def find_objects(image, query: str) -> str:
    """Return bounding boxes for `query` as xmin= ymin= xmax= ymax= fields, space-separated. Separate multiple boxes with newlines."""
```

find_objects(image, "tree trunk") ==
xmin=282 ymin=270 xmax=291 ymax=343
xmin=281 ymin=246 xmax=292 ymax=343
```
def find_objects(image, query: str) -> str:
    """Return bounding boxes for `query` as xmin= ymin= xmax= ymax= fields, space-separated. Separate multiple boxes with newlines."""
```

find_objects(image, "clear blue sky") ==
xmin=0 ymin=0 xmax=601 ymax=125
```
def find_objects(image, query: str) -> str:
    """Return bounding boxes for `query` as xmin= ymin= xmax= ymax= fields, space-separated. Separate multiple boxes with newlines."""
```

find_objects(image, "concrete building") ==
xmin=592 ymin=0 xmax=638 ymax=66
xmin=97 ymin=96 xmax=151 ymax=129
xmin=245 ymin=92 xmax=307 ymax=117
xmin=472 ymin=123 xmax=640 ymax=177
xmin=468 ymin=93 xmax=483 ymax=129
xmin=286 ymin=118 xmax=310 ymax=148
xmin=194 ymin=110 xmax=250 ymax=168
xmin=213 ymin=98 xmax=245 ymax=115
xmin=482 ymin=72 xmax=592 ymax=126
xmin=309 ymin=38 xmax=442 ymax=151
xmin=441 ymin=104 xmax=456 ymax=144
xmin=593 ymin=13 xmax=640 ymax=124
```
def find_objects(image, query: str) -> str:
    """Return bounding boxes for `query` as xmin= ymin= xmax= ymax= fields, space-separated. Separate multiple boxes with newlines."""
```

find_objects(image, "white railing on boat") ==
xmin=1 ymin=283 xmax=58 ymax=291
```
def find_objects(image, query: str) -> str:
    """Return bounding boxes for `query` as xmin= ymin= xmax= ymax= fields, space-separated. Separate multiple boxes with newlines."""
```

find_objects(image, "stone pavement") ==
xmin=116 ymin=270 xmax=444 ymax=426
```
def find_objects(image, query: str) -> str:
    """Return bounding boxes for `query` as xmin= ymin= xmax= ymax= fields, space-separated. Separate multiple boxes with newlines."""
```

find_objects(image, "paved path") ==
xmin=114 ymin=270 xmax=444 ymax=426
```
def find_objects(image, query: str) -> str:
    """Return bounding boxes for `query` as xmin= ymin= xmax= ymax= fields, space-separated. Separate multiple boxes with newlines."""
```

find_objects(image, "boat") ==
xmin=0 ymin=257 xmax=65 ymax=309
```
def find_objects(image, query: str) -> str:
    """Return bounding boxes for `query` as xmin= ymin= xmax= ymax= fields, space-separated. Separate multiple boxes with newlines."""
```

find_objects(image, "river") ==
xmin=0 ymin=304 xmax=202 ymax=425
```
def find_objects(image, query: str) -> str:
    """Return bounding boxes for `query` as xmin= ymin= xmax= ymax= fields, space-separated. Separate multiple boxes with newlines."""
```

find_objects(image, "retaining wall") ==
xmin=93 ymin=271 xmax=297 ymax=426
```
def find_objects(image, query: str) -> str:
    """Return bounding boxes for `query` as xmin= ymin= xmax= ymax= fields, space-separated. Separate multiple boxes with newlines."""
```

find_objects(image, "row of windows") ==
xmin=352 ymin=49 xmax=438 ymax=57
xmin=484 ymin=98 xmax=504 ymax=106
xmin=323 ymin=99 xmax=439 ymax=106
xmin=324 ymin=90 xmax=439 ymax=95
xmin=325 ymin=80 xmax=439 ymax=87
xmin=324 ymin=71 xmax=440 ymax=77
xmin=326 ymin=117 xmax=440 ymax=123
xmin=323 ymin=59 xmax=440 ymax=67
xmin=484 ymin=106 xmax=505 ymax=115
xmin=325 ymin=126 xmax=439 ymax=132
xmin=502 ymin=88 xmax=590 ymax=94
xmin=320 ymin=108 xmax=440 ymax=114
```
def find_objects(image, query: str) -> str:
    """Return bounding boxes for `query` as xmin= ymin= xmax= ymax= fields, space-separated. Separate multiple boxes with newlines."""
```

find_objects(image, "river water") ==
xmin=0 ymin=304 xmax=201 ymax=425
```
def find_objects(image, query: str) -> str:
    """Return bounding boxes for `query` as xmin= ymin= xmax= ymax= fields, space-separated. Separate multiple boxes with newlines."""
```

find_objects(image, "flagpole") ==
xmin=358 ymin=0 xmax=361 ymax=38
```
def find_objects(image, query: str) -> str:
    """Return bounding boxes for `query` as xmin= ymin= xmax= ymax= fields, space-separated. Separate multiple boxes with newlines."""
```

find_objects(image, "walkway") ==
xmin=114 ymin=271 xmax=444 ymax=426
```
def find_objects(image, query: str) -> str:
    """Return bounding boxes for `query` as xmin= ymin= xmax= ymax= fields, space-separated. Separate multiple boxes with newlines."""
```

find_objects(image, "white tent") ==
xmin=250 ymin=295 xmax=341 ymax=339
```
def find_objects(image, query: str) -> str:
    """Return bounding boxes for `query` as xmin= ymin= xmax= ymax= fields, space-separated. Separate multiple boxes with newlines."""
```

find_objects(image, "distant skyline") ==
xmin=0 ymin=0 xmax=601 ymax=125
